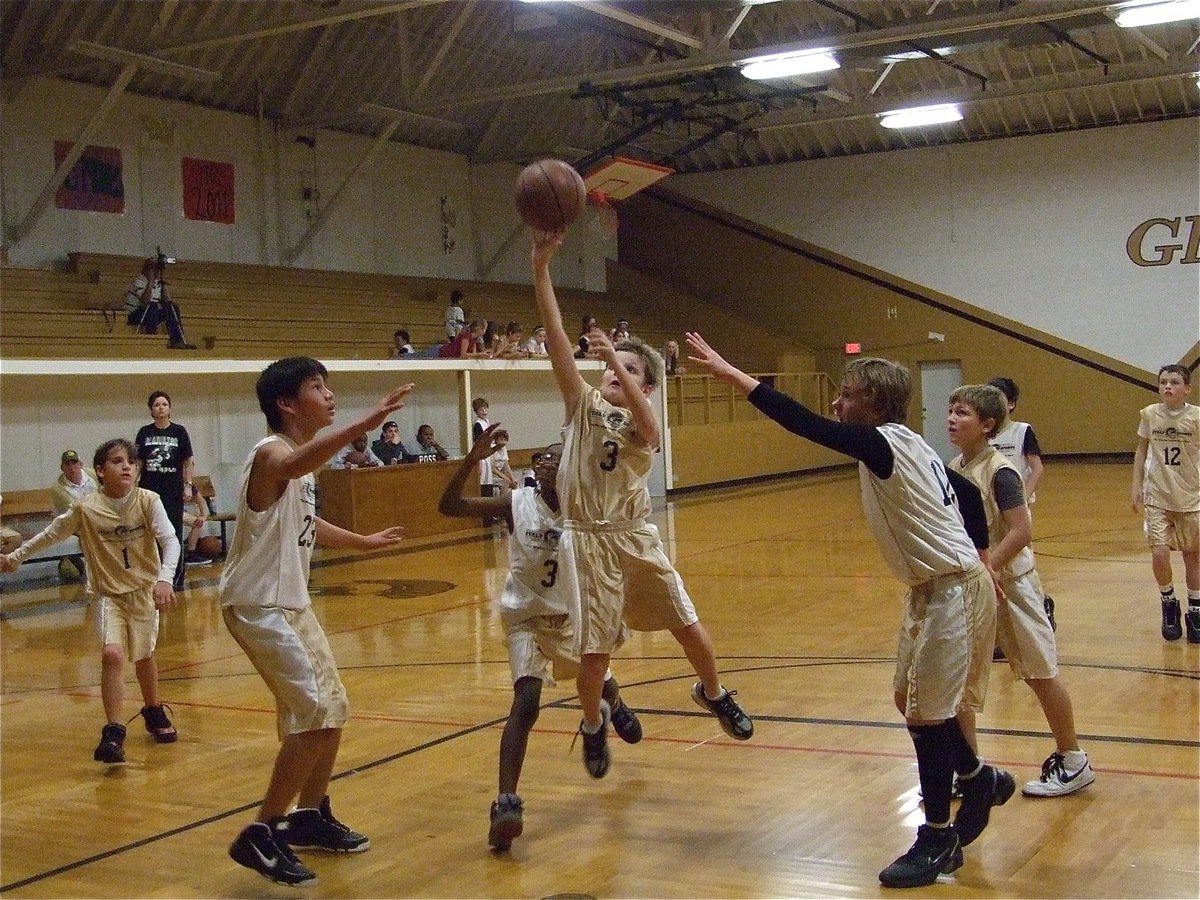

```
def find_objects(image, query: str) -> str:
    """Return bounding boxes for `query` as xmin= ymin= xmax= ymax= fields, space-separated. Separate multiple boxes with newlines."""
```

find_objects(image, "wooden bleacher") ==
xmin=0 ymin=253 xmax=680 ymax=361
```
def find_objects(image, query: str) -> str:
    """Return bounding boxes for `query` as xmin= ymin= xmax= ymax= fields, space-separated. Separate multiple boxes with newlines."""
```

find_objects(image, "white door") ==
xmin=919 ymin=360 xmax=962 ymax=462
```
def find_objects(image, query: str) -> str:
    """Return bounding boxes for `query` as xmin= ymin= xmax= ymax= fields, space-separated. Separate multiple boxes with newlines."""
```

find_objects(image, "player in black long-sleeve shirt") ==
xmin=685 ymin=333 xmax=1012 ymax=890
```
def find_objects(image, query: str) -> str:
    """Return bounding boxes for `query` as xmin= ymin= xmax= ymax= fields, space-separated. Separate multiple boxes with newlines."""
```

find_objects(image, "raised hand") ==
xmin=466 ymin=422 xmax=506 ymax=463
xmin=684 ymin=332 xmax=732 ymax=377
xmin=585 ymin=327 xmax=616 ymax=362
xmin=531 ymin=228 xmax=565 ymax=268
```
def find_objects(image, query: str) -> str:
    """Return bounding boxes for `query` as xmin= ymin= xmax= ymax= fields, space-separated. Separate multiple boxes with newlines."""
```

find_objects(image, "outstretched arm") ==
xmin=315 ymin=518 xmax=404 ymax=551
xmin=532 ymin=230 xmax=586 ymax=417
xmin=0 ymin=506 xmax=81 ymax=571
xmin=439 ymin=423 xmax=513 ymax=518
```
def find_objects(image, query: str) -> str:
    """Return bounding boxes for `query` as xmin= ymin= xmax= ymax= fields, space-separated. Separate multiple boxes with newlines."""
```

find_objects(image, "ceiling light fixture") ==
xmin=740 ymin=50 xmax=840 ymax=80
xmin=879 ymin=103 xmax=964 ymax=129
xmin=1113 ymin=0 xmax=1200 ymax=27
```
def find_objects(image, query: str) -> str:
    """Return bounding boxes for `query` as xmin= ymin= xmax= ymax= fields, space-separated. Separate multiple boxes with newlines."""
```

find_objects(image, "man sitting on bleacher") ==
xmin=51 ymin=449 xmax=97 ymax=581
xmin=124 ymin=257 xmax=196 ymax=350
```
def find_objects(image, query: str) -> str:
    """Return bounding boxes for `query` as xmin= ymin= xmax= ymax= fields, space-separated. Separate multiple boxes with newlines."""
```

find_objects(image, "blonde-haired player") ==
xmin=1 ymin=438 xmax=180 ymax=764
xmin=532 ymin=230 xmax=752 ymax=782
xmin=1131 ymin=364 xmax=1200 ymax=642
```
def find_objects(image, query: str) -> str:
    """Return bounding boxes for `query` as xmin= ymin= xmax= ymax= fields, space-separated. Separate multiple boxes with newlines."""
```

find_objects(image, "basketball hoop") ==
xmin=586 ymin=189 xmax=619 ymax=239
xmin=581 ymin=157 xmax=674 ymax=242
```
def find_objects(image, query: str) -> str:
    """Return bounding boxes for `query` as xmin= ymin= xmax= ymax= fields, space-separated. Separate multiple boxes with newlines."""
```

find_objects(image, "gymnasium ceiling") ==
xmin=2 ymin=0 xmax=1197 ymax=175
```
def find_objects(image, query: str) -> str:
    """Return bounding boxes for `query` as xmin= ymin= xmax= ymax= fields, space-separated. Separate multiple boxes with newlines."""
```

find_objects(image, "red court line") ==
xmin=61 ymin=690 xmax=1199 ymax=783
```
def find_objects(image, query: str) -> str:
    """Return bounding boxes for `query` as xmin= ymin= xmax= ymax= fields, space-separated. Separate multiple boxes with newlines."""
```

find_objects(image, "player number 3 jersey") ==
xmin=559 ymin=385 xmax=653 ymax=525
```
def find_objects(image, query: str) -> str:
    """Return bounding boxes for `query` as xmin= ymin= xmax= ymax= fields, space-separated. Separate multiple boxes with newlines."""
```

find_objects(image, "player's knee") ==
xmin=510 ymin=677 xmax=542 ymax=728
xmin=100 ymin=645 xmax=125 ymax=668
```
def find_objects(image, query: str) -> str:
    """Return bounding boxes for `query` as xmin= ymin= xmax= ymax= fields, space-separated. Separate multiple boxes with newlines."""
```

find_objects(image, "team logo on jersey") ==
xmin=525 ymin=527 xmax=561 ymax=550
xmin=1154 ymin=426 xmax=1194 ymax=441
xmin=106 ymin=522 xmax=147 ymax=541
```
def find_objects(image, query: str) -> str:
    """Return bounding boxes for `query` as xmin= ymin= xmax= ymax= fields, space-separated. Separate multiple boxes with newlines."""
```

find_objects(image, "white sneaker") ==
xmin=1022 ymin=751 xmax=1095 ymax=797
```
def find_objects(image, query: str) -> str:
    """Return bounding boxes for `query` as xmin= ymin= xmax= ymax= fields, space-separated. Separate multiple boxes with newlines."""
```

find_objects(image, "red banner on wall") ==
xmin=182 ymin=157 xmax=235 ymax=224
xmin=54 ymin=141 xmax=125 ymax=213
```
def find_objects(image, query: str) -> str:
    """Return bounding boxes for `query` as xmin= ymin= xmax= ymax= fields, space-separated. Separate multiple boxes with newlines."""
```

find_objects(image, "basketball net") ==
xmin=586 ymin=189 xmax=619 ymax=241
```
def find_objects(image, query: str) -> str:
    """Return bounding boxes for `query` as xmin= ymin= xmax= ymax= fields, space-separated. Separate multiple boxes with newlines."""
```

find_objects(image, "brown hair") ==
xmin=842 ymin=357 xmax=912 ymax=424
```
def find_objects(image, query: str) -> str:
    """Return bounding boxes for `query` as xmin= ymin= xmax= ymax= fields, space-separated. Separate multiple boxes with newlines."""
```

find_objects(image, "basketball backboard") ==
xmin=583 ymin=157 xmax=673 ymax=202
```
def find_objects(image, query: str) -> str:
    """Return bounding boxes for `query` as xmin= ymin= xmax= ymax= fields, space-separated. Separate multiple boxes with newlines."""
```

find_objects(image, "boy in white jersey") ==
xmin=686 ymin=334 xmax=1013 ymax=889
xmin=1 ymin=439 xmax=180 ymax=763
xmin=223 ymin=357 xmax=413 ymax=887
xmin=1130 ymin=364 xmax=1200 ymax=642
xmin=948 ymin=385 xmax=1095 ymax=797
xmin=439 ymin=425 xmax=643 ymax=851
xmin=532 ymin=231 xmax=752 ymax=782
xmin=987 ymin=377 xmax=1054 ymax=639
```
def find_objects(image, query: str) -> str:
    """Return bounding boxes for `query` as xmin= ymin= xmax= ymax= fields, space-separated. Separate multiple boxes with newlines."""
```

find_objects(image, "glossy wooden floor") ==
xmin=1 ymin=461 xmax=1196 ymax=899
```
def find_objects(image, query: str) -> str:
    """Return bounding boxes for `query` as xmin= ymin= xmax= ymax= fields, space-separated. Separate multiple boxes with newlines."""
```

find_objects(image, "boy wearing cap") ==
xmin=51 ymin=449 xmax=98 ymax=580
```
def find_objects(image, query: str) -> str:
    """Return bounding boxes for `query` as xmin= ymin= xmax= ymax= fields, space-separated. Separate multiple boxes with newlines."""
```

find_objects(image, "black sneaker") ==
xmin=93 ymin=722 xmax=126 ymax=764
xmin=137 ymin=703 xmax=177 ymax=743
xmin=488 ymin=793 xmax=524 ymax=851
xmin=285 ymin=796 xmax=369 ymax=852
xmin=229 ymin=822 xmax=316 ymax=887
xmin=572 ymin=700 xmax=611 ymax=779
xmin=878 ymin=824 xmax=963 ymax=888
xmin=1162 ymin=597 xmax=1183 ymax=641
xmin=953 ymin=765 xmax=1015 ymax=847
xmin=992 ymin=645 xmax=1006 ymax=661
xmin=1043 ymin=594 xmax=1057 ymax=632
xmin=1185 ymin=608 xmax=1200 ymax=644
xmin=609 ymin=696 xmax=643 ymax=744
xmin=691 ymin=683 xmax=753 ymax=740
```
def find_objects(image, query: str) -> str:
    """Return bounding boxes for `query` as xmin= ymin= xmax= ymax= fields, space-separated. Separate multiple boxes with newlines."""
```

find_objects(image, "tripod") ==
xmin=138 ymin=277 xmax=195 ymax=349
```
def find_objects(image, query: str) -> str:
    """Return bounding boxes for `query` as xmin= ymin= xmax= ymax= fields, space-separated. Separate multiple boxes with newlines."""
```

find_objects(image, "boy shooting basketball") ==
xmin=222 ymin=357 xmax=412 ymax=887
xmin=439 ymin=424 xmax=643 ymax=850
xmin=686 ymin=334 xmax=1012 ymax=889
xmin=532 ymin=230 xmax=752 ymax=781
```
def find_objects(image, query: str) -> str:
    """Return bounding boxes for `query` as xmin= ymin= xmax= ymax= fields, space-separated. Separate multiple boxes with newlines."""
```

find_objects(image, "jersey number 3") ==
xmin=599 ymin=440 xmax=619 ymax=472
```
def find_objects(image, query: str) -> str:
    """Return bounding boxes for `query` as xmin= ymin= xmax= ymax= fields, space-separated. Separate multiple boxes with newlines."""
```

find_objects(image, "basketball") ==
xmin=195 ymin=535 xmax=223 ymax=560
xmin=514 ymin=159 xmax=588 ymax=232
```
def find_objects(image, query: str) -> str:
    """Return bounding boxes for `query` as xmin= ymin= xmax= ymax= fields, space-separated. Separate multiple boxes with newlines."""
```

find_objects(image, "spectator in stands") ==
xmin=372 ymin=421 xmax=409 ymax=465
xmin=0 ymin=494 xmax=22 ymax=554
xmin=610 ymin=319 xmax=631 ymax=342
xmin=123 ymin=257 xmax=195 ymax=350
xmin=495 ymin=322 xmax=530 ymax=359
xmin=136 ymin=390 xmax=194 ymax=591
xmin=182 ymin=481 xmax=210 ymax=566
xmin=664 ymin=339 xmax=686 ymax=377
xmin=439 ymin=318 xmax=491 ymax=359
xmin=482 ymin=321 xmax=502 ymax=356
xmin=522 ymin=326 xmax=548 ymax=357
xmin=51 ymin=448 xmax=98 ymax=581
xmin=575 ymin=314 xmax=598 ymax=359
xmin=445 ymin=289 xmax=466 ymax=340
xmin=332 ymin=434 xmax=384 ymax=469
xmin=490 ymin=429 xmax=519 ymax=490
xmin=413 ymin=424 xmax=450 ymax=461
xmin=389 ymin=329 xmax=414 ymax=358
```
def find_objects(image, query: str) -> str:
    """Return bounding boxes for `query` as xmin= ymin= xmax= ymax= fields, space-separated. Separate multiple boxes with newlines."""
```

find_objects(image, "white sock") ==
xmin=704 ymin=685 xmax=726 ymax=702
xmin=1188 ymin=590 xmax=1200 ymax=606
xmin=1160 ymin=584 xmax=1176 ymax=599
xmin=1061 ymin=749 xmax=1088 ymax=770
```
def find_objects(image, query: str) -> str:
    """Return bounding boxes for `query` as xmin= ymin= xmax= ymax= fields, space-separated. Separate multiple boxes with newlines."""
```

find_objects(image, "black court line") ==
xmin=3 ymin=659 xmax=1197 ymax=892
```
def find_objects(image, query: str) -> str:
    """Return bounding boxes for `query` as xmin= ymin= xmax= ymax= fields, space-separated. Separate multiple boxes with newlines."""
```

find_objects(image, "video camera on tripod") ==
xmin=154 ymin=246 xmax=178 ymax=279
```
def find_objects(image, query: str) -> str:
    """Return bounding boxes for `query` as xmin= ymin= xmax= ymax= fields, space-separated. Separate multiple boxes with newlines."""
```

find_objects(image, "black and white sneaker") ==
xmin=953 ymin=765 xmax=1015 ymax=846
xmin=137 ymin=703 xmax=177 ymax=743
xmin=691 ymin=683 xmax=754 ymax=740
xmin=1043 ymin=594 xmax=1057 ymax=632
xmin=285 ymin=796 xmax=369 ymax=852
xmin=488 ymin=792 xmax=524 ymax=850
xmin=93 ymin=722 xmax=126 ymax=764
xmin=1162 ymin=597 xmax=1183 ymax=641
xmin=1022 ymin=751 xmax=1095 ymax=797
xmin=229 ymin=822 xmax=317 ymax=887
xmin=609 ymin=696 xmax=643 ymax=744
xmin=1185 ymin=607 xmax=1200 ymax=644
xmin=878 ymin=824 xmax=963 ymax=888
xmin=573 ymin=700 xmax=611 ymax=779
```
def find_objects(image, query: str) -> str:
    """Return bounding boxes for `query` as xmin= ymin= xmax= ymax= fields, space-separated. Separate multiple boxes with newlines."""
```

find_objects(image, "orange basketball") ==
xmin=514 ymin=159 xmax=588 ymax=232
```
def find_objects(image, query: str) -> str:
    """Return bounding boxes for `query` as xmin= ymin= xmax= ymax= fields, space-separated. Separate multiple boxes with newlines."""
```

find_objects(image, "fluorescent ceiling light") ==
xmin=1113 ymin=0 xmax=1200 ymax=27
xmin=741 ymin=50 xmax=839 ymax=80
xmin=879 ymin=103 xmax=963 ymax=129
xmin=880 ymin=47 xmax=954 ymax=62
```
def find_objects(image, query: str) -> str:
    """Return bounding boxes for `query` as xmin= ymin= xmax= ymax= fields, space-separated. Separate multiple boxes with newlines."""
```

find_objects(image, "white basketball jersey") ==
xmin=860 ymin=423 xmax=980 ymax=586
xmin=950 ymin=446 xmax=1035 ymax=579
xmin=220 ymin=435 xmax=318 ymax=609
xmin=990 ymin=419 xmax=1035 ymax=503
xmin=559 ymin=385 xmax=652 ymax=524
xmin=1139 ymin=402 xmax=1200 ymax=512
xmin=500 ymin=488 xmax=573 ymax=626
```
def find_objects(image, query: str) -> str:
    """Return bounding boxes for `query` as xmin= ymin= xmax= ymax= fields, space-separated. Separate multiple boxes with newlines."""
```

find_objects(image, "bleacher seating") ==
xmin=0 ymin=253 xmax=678 ymax=360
